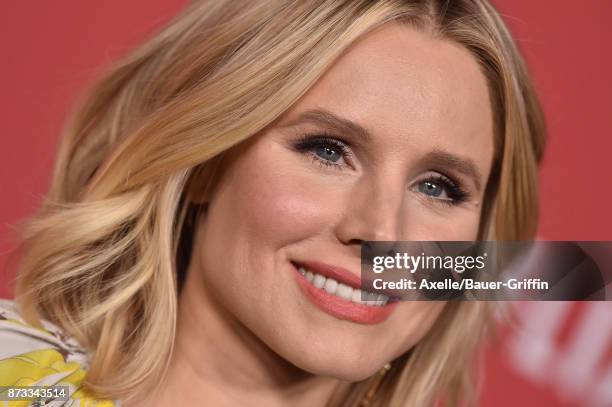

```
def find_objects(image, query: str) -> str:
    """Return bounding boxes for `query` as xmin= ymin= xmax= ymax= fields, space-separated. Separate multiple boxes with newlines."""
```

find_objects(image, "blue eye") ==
xmin=314 ymin=145 xmax=342 ymax=163
xmin=415 ymin=174 xmax=469 ymax=206
xmin=293 ymin=134 xmax=352 ymax=170
xmin=418 ymin=180 xmax=444 ymax=197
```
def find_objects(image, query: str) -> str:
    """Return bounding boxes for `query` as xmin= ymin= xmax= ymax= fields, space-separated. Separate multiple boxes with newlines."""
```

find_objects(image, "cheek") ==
xmin=249 ymin=182 xmax=321 ymax=242
xmin=404 ymin=201 xmax=483 ymax=241
xmin=216 ymin=137 xmax=350 ymax=248
xmin=441 ymin=210 xmax=481 ymax=240
xmin=192 ymin=144 xmax=339 ymax=310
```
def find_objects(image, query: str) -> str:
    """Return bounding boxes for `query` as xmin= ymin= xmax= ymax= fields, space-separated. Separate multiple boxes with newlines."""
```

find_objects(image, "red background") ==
xmin=1 ymin=1 xmax=611 ymax=406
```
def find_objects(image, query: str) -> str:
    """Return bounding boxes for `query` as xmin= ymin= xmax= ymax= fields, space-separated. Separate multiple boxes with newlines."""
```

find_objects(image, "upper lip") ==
xmin=292 ymin=260 xmax=361 ymax=289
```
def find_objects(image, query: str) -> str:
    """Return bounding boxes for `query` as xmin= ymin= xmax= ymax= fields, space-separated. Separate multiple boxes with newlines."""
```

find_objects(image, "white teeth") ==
xmin=324 ymin=278 xmax=338 ymax=294
xmin=297 ymin=265 xmax=388 ymax=306
xmin=313 ymin=274 xmax=326 ymax=289
xmin=351 ymin=289 xmax=362 ymax=303
xmin=336 ymin=283 xmax=353 ymax=300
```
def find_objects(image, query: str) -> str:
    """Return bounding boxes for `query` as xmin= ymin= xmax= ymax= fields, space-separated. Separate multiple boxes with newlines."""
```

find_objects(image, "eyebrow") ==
xmin=421 ymin=149 xmax=483 ymax=192
xmin=281 ymin=108 xmax=483 ymax=191
xmin=280 ymin=108 xmax=373 ymax=145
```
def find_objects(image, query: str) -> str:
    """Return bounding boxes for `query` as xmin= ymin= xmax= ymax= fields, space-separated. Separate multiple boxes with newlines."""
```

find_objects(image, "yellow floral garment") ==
xmin=0 ymin=299 xmax=118 ymax=406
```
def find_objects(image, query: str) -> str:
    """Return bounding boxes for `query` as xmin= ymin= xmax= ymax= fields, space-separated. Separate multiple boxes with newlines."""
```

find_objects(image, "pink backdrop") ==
xmin=1 ymin=1 xmax=611 ymax=405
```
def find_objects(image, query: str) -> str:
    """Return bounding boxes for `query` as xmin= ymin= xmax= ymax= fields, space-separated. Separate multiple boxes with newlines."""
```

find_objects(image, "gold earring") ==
xmin=360 ymin=362 xmax=392 ymax=406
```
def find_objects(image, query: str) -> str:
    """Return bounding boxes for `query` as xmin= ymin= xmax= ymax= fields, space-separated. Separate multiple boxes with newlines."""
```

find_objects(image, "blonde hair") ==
xmin=14 ymin=0 xmax=545 ymax=406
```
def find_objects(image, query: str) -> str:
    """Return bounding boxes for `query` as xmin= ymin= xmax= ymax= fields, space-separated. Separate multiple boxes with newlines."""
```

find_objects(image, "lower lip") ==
xmin=291 ymin=263 xmax=398 ymax=325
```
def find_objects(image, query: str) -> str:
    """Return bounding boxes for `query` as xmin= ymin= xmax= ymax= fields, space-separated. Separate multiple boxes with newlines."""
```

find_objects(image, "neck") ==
xmin=136 ymin=262 xmax=347 ymax=407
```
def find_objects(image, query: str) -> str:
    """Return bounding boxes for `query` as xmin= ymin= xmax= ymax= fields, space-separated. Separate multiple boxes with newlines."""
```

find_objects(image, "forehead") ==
xmin=282 ymin=22 xmax=494 ymax=171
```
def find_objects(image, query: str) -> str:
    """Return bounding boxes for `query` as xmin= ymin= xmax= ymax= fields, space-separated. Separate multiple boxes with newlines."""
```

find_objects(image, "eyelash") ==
xmin=292 ymin=133 xmax=470 ymax=206
xmin=420 ymin=173 xmax=469 ymax=207
xmin=293 ymin=132 xmax=353 ymax=170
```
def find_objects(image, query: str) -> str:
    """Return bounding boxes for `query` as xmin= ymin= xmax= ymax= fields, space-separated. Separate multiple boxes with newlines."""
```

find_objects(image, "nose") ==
xmin=334 ymin=175 xmax=404 ymax=246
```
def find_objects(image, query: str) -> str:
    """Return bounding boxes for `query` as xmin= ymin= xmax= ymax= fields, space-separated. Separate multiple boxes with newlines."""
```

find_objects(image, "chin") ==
xmin=295 ymin=355 xmax=387 ymax=381
xmin=275 ymin=335 xmax=395 ymax=381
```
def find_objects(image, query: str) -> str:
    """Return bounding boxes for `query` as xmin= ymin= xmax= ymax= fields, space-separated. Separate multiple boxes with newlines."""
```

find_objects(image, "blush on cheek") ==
xmin=402 ymin=200 xmax=483 ymax=241
xmin=438 ymin=216 xmax=481 ymax=240
xmin=236 ymin=169 xmax=334 ymax=242
xmin=224 ymin=139 xmax=340 ymax=244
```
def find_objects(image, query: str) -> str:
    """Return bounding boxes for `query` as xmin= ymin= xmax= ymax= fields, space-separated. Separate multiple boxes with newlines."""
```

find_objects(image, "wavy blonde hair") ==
xmin=14 ymin=0 xmax=545 ymax=406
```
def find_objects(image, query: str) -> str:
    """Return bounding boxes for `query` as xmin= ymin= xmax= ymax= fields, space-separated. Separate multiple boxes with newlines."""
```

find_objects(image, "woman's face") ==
xmin=191 ymin=22 xmax=494 ymax=380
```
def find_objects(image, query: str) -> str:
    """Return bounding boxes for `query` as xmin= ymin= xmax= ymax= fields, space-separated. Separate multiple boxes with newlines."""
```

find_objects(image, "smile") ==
xmin=296 ymin=265 xmax=389 ymax=306
xmin=291 ymin=260 xmax=398 ymax=324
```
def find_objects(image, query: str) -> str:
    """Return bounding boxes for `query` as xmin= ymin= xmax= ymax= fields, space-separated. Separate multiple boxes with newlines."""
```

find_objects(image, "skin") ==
xmin=134 ymin=22 xmax=494 ymax=407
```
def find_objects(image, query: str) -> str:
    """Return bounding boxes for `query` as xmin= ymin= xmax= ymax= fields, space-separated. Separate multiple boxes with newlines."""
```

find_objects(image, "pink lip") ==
xmin=297 ymin=260 xmax=362 ymax=288
xmin=291 ymin=260 xmax=398 ymax=325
